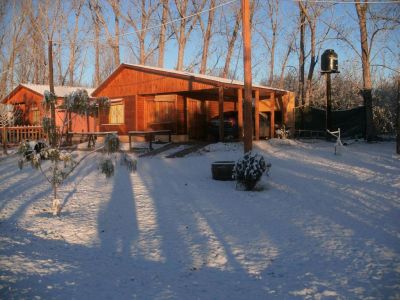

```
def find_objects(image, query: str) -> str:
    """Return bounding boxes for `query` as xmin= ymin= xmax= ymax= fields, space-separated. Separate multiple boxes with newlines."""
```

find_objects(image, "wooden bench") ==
xmin=128 ymin=130 xmax=172 ymax=151
xmin=67 ymin=131 xmax=118 ymax=148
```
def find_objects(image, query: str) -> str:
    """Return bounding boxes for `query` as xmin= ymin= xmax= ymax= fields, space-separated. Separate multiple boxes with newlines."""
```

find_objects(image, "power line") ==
xmin=52 ymin=0 xmax=238 ymax=46
xmin=292 ymin=0 xmax=400 ymax=3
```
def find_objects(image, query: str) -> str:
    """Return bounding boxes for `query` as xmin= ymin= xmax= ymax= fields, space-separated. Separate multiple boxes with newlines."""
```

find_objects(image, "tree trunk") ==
xmin=222 ymin=10 xmax=241 ymax=78
xmin=94 ymin=20 xmax=100 ymax=86
xmin=48 ymin=40 xmax=57 ymax=147
xmin=158 ymin=0 xmax=168 ymax=68
xmin=278 ymin=39 xmax=294 ymax=89
xmin=68 ymin=2 xmax=82 ymax=85
xmin=267 ymin=0 xmax=278 ymax=86
xmin=200 ymin=0 xmax=215 ymax=74
xmin=89 ymin=0 xmax=101 ymax=86
xmin=298 ymin=4 xmax=306 ymax=129
xmin=56 ymin=30 xmax=63 ymax=85
xmin=112 ymin=1 xmax=120 ymax=66
xmin=176 ymin=22 xmax=186 ymax=70
xmin=355 ymin=1 xmax=374 ymax=141
xmin=305 ymin=22 xmax=317 ymax=105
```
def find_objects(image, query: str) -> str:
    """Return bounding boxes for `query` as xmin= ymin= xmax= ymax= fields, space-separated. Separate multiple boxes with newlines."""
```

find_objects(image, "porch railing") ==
xmin=1 ymin=126 xmax=47 ymax=145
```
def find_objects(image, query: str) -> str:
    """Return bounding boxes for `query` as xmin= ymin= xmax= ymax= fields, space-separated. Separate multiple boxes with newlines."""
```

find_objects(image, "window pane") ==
xmin=109 ymin=104 xmax=124 ymax=124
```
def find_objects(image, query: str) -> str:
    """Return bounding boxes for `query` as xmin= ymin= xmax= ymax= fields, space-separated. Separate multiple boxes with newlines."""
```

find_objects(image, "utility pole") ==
xmin=242 ymin=0 xmax=253 ymax=153
xmin=48 ymin=40 xmax=56 ymax=147
xmin=397 ymin=76 xmax=400 ymax=155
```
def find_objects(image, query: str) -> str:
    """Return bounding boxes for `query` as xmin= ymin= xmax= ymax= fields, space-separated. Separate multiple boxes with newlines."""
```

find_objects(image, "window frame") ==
xmin=108 ymin=102 xmax=125 ymax=125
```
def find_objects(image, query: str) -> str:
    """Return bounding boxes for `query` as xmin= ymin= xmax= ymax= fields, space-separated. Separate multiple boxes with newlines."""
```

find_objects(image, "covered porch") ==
xmin=138 ymin=85 xmax=294 ymax=142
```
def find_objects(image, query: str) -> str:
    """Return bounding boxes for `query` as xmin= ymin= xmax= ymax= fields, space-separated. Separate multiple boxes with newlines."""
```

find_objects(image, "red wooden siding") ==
xmin=3 ymin=87 xmax=44 ymax=125
xmin=4 ymin=86 xmax=98 ymax=133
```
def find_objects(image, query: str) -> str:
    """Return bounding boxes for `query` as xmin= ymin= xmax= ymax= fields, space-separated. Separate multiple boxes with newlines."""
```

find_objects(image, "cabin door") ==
xmin=187 ymin=99 xmax=206 ymax=140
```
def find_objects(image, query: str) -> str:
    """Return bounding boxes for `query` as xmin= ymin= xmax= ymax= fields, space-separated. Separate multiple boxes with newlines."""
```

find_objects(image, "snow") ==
xmin=0 ymin=140 xmax=399 ymax=299
xmin=21 ymin=84 xmax=95 ymax=98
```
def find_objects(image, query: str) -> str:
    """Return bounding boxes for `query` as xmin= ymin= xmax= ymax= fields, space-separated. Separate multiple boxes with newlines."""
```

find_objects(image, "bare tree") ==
xmin=170 ymin=0 xmax=206 ymax=71
xmin=355 ymin=0 xmax=375 ymax=140
xmin=121 ymin=0 xmax=160 ymax=65
xmin=199 ymin=0 xmax=216 ymax=74
xmin=298 ymin=2 xmax=324 ymax=106
xmin=298 ymin=3 xmax=306 ymax=127
xmin=108 ymin=0 xmax=120 ymax=66
xmin=158 ymin=0 xmax=169 ymax=68
xmin=0 ymin=1 xmax=27 ymax=99
xmin=67 ymin=0 xmax=85 ymax=85
xmin=88 ymin=0 xmax=102 ymax=86
xmin=257 ymin=0 xmax=279 ymax=86
xmin=278 ymin=34 xmax=295 ymax=89
xmin=221 ymin=6 xmax=241 ymax=78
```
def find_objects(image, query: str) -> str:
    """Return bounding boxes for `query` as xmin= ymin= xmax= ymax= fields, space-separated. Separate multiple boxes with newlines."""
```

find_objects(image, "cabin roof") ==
xmin=20 ymin=84 xmax=95 ymax=97
xmin=1 ymin=84 xmax=95 ymax=103
xmin=92 ymin=63 xmax=291 ymax=97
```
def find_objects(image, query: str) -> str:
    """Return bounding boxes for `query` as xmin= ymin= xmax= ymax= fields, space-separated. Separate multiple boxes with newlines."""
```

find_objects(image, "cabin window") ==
xmin=109 ymin=103 xmax=124 ymax=124
xmin=32 ymin=108 xmax=40 ymax=125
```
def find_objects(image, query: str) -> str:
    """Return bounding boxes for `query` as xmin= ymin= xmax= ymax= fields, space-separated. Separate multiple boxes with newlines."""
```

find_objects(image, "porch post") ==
xmin=237 ymin=88 xmax=243 ymax=140
xmin=254 ymin=89 xmax=260 ymax=140
xmin=218 ymin=86 xmax=224 ymax=141
xmin=279 ymin=94 xmax=286 ymax=125
xmin=270 ymin=92 xmax=275 ymax=138
xmin=184 ymin=96 xmax=188 ymax=135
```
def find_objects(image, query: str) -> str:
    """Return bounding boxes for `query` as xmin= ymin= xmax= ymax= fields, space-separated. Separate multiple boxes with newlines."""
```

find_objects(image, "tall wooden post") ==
xmin=237 ymin=89 xmax=243 ymax=140
xmin=396 ymin=77 xmax=400 ymax=154
xmin=218 ymin=86 xmax=224 ymax=141
xmin=48 ymin=40 xmax=56 ymax=147
xmin=270 ymin=92 xmax=275 ymax=138
xmin=254 ymin=90 xmax=260 ymax=140
xmin=242 ymin=0 xmax=253 ymax=153
xmin=279 ymin=95 xmax=286 ymax=125
xmin=326 ymin=72 xmax=332 ymax=134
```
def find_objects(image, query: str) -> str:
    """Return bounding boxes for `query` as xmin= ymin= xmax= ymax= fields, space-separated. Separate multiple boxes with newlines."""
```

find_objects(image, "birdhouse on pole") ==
xmin=321 ymin=49 xmax=339 ymax=73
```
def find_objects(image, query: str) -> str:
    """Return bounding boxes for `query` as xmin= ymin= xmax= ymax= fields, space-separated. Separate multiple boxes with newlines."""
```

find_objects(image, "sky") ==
xmin=1 ymin=0 xmax=399 ymax=89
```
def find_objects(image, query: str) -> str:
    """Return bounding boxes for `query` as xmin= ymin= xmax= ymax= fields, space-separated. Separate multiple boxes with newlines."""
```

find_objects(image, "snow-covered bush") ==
xmin=18 ymin=140 xmax=48 ymax=162
xmin=120 ymin=153 xmax=137 ymax=173
xmin=276 ymin=125 xmax=290 ymax=139
xmin=100 ymin=158 xmax=114 ymax=178
xmin=104 ymin=133 xmax=120 ymax=153
xmin=233 ymin=151 xmax=270 ymax=190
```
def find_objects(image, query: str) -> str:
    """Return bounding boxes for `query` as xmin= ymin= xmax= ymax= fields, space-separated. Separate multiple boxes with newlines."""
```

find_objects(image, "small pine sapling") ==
xmin=17 ymin=89 xmax=118 ymax=216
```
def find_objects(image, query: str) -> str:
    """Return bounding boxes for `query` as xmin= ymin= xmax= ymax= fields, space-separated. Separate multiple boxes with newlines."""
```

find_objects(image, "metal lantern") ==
xmin=321 ymin=49 xmax=339 ymax=73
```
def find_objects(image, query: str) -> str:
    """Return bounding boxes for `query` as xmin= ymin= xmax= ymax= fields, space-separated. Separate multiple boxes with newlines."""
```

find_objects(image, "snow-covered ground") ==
xmin=0 ymin=140 xmax=399 ymax=299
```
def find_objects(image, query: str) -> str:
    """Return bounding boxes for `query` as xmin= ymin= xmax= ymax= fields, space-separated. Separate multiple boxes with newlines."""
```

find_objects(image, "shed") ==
xmin=1 ymin=84 xmax=96 ymax=132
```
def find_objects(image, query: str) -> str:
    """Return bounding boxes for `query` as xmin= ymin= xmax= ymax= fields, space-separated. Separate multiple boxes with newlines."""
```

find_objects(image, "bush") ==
xmin=233 ymin=151 xmax=270 ymax=190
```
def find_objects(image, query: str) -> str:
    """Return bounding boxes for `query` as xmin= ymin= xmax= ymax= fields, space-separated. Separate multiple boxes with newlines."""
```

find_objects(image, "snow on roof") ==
xmin=122 ymin=63 xmax=290 ymax=93
xmin=20 ymin=84 xmax=95 ymax=97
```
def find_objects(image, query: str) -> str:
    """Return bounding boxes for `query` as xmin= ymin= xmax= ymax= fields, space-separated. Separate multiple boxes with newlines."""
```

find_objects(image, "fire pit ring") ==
xmin=211 ymin=161 xmax=235 ymax=181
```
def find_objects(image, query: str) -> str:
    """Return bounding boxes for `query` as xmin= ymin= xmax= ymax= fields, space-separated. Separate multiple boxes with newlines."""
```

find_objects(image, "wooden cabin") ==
xmin=92 ymin=64 xmax=295 ymax=141
xmin=1 ymin=84 xmax=96 ymax=132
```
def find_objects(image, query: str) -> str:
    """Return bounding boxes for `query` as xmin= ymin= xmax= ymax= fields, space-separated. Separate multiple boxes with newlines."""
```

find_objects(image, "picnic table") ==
xmin=128 ymin=130 xmax=172 ymax=151
xmin=67 ymin=131 xmax=118 ymax=148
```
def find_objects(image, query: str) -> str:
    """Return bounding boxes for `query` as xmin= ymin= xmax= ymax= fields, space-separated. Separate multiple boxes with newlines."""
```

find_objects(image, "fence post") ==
xmin=2 ymin=126 xmax=7 ymax=152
